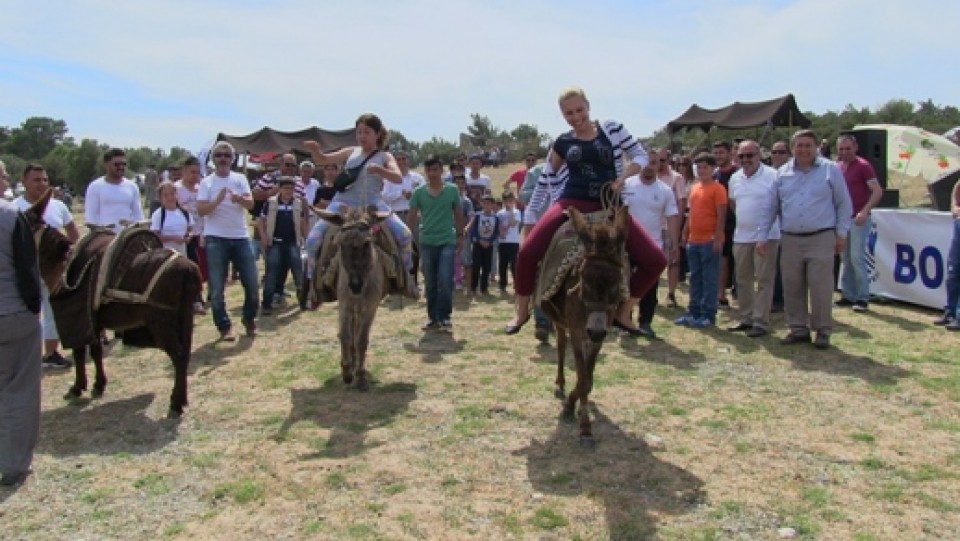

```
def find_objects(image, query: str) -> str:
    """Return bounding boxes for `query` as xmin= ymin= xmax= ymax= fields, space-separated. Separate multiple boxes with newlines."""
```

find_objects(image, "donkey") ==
xmin=26 ymin=190 xmax=201 ymax=418
xmin=319 ymin=206 xmax=390 ymax=392
xmin=540 ymin=206 xmax=630 ymax=447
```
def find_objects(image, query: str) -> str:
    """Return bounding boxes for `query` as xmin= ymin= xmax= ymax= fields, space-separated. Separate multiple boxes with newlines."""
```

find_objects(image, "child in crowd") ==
xmin=256 ymin=177 xmax=304 ymax=315
xmin=675 ymin=153 xmax=728 ymax=328
xmin=150 ymin=180 xmax=194 ymax=255
xmin=467 ymin=194 xmax=500 ymax=295
xmin=497 ymin=191 xmax=521 ymax=293
xmin=450 ymin=163 xmax=473 ymax=290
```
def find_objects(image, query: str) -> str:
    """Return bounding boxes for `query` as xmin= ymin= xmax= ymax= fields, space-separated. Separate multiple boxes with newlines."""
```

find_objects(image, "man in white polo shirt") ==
xmin=727 ymin=140 xmax=781 ymax=338
xmin=197 ymin=142 xmax=259 ymax=341
xmin=84 ymin=148 xmax=143 ymax=229
xmin=621 ymin=159 xmax=679 ymax=338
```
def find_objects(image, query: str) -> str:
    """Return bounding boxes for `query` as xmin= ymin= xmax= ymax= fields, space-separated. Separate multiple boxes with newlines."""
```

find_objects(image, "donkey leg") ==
xmin=554 ymin=328 xmax=567 ymax=400
xmin=157 ymin=318 xmax=190 ymax=418
xmin=90 ymin=339 xmax=108 ymax=398
xmin=578 ymin=344 xmax=601 ymax=448
xmin=66 ymin=347 xmax=88 ymax=400
xmin=355 ymin=319 xmax=374 ymax=392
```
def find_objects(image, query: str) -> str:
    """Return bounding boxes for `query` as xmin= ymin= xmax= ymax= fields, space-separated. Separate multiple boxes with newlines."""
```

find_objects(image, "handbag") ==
xmin=334 ymin=150 xmax=379 ymax=192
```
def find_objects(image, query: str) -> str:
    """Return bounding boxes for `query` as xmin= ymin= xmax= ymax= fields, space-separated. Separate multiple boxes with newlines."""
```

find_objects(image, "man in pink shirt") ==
xmin=656 ymin=148 xmax=687 ymax=305
xmin=836 ymin=134 xmax=883 ymax=312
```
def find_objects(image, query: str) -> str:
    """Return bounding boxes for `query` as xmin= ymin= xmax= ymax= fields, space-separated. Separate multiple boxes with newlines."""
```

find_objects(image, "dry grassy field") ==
xmin=2 ymin=164 xmax=958 ymax=540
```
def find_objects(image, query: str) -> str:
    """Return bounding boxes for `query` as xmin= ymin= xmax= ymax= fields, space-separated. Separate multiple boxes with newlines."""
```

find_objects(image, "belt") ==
xmin=782 ymin=227 xmax=833 ymax=237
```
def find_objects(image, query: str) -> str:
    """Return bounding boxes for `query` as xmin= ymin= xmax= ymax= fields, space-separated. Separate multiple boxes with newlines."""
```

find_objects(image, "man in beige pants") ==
xmin=758 ymin=130 xmax=853 ymax=349
xmin=727 ymin=141 xmax=780 ymax=338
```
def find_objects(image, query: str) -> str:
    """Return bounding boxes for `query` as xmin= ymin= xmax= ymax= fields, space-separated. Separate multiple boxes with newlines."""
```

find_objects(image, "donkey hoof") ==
xmin=561 ymin=407 xmax=576 ymax=422
xmin=92 ymin=388 xmax=104 ymax=399
xmin=357 ymin=379 xmax=370 ymax=392
xmin=64 ymin=388 xmax=82 ymax=401
xmin=167 ymin=408 xmax=183 ymax=420
xmin=554 ymin=387 xmax=565 ymax=400
xmin=342 ymin=374 xmax=354 ymax=385
xmin=579 ymin=435 xmax=596 ymax=448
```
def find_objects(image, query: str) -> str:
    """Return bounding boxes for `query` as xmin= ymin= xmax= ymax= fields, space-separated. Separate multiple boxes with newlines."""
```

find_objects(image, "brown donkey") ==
xmin=319 ymin=206 xmax=390 ymax=392
xmin=26 ymin=190 xmax=201 ymax=418
xmin=540 ymin=206 xmax=630 ymax=447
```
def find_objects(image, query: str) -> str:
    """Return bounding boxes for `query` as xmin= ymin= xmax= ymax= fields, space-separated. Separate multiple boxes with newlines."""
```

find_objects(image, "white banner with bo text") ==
xmin=869 ymin=209 xmax=953 ymax=310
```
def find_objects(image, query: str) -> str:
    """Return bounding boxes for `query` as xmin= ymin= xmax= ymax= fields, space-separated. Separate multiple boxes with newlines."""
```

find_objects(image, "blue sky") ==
xmin=2 ymin=0 xmax=957 ymax=154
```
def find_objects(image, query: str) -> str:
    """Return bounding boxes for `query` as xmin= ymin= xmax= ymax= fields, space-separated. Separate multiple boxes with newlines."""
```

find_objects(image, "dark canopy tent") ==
xmin=667 ymin=94 xmax=811 ymax=134
xmin=216 ymin=126 xmax=356 ymax=154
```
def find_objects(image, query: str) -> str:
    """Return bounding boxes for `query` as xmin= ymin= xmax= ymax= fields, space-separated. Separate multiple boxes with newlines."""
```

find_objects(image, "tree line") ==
xmin=2 ymin=98 xmax=958 ymax=194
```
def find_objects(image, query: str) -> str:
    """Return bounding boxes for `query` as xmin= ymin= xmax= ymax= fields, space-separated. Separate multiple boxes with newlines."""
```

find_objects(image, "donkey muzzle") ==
xmin=585 ymin=311 xmax=608 ymax=343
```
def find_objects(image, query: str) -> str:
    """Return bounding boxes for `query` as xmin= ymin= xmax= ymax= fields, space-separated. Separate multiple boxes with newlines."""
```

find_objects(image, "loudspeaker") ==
xmin=846 ymin=128 xmax=888 ymax=189
xmin=877 ymin=189 xmax=899 ymax=209
xmin=930 ymin=170 xmax=959 ymax=212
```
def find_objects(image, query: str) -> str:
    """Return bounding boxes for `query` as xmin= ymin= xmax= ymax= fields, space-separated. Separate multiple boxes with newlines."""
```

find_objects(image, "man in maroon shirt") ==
xmin=836 ymin=134 xmax=883 ymax=311
xmin=712 ymin=140 xmax=737 ymax=308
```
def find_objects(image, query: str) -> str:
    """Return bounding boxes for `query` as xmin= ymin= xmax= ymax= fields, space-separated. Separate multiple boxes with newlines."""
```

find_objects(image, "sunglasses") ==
xmin=283 ymin=163 xmax=297 ymax=167
xmin=737 ymin=153 xmax=756 ymax=159
xmin=113 ymin=162 xmax=128 ymax=167
xmin=213 ymin=153 xmax=233 ymax=159
xmin=771 ymin=150 xmax=788 ymax=155
xmin=453 ymin=175 xmax=466 ymax=180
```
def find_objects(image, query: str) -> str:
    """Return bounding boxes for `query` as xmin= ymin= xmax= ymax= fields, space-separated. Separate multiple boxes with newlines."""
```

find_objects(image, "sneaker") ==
xmin=674 ymin=313 xmax=695 ymax=326
xmin=242 ymin=319 xmax=257 ymax=338
xmin=535 ymin=325 xmax=550 ymax=342
xmin=421 ymin=320 xmax=440 ymax=331
xmin=42 ymin=351 xmax=72 ymax=369
xmin=834 ymin=298 xmax=855 ymax=307
xmin=718 ymin=298 xmax=730 ymax=308
xmin=745 ymin=326 xmax=768 ymax=338
xmin=814 ymin=333 xmax=830 ymax=349
xmin=667 ymin=292 xmax=678 ymax=307
xmin=689 ymin=317 xmax=714 ymax=329
xmin=261 ymin=306 xmax=272 ymax=316
xmin=220 ymin=328 xmax=237 ymax=342
xmin=933 ymin=311 xmax=956 ymax=326
xmin=779 ymin=332 xmax=811 ymax=345
xmin=193 ymin=302 xmax=206 ymax=315
xmin=439 ymin=320 xmax=454 ymax=333
xmin=636 ymin=323 xmax=656 ymax=339
xmin=946 ymin=319 xmax=960 ymax=331
xmin=852 ymin=301 xmax=868 ymax=312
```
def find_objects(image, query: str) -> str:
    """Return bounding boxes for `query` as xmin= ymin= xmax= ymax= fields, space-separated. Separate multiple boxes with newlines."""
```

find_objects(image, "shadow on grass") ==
xmin=517 ymin=406 xmax=705 ymax=540
xmin=37 ymin=393 xmax=180 ymax=457
xmin=187 ymin=332 xmax=253 ymax=377
xmin=403 ymin=333 xmax=467 ymax=363
xmin=702 ymin=322 xmax=910 ymax=385
xmin=619 ymin=334 xmax=708 ymax=371
xmin=275 ymin=381 xmax=417 ymax=459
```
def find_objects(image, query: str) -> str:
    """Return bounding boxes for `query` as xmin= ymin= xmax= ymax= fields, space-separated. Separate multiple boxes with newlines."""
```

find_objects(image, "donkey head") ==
xmin=569 ymin=206 xmax=629 ymax=343
xmin=321 ymin=206 xmax=388 ymax=295
xmin=22 ymin=188 xmax=72 ymax=291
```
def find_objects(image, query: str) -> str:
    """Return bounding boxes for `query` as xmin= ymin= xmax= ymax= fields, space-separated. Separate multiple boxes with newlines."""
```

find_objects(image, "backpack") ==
xmin=160 ymin=206 xmax=191 ymax=232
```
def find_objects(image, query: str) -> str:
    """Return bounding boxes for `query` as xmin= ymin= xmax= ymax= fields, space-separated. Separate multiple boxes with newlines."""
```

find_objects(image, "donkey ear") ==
xmin=317 ymin=209 xmax=345 ymax=226
xmin=25 ymin=188 xmax=53 ymax=226
xmin=567 ymin=207 xmax=587 ymax=233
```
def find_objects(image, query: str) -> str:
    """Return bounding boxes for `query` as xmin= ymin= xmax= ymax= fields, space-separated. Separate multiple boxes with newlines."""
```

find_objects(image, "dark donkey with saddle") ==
xmin=537 ymin=205 xmax=634 ymax=447
xmin=27 ymin=190 xmax=201 ymax=418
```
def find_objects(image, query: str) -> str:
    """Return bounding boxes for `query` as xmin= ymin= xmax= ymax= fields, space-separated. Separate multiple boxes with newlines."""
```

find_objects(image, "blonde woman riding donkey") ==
xmin=304 ymin=113 xmax=417 ymax=299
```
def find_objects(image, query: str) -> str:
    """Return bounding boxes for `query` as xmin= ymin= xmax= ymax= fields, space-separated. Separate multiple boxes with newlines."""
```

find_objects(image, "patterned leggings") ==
xmin=304 ymin=201 xmax=413 ymax=274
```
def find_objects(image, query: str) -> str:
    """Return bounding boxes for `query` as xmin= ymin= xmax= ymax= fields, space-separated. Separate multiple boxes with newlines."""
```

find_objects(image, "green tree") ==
xmin=3 ymin=117 xmax=70 ymax=160
xmin=419 ymin=136 xmax=459 ymax=164
xmin=467 ymin=114 xmax=503 ymax=148
xmin=65 ymin=138 xmax=107 ymax=193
